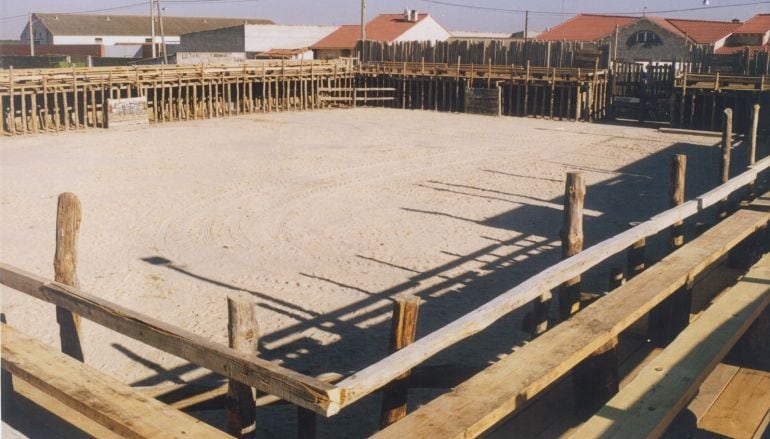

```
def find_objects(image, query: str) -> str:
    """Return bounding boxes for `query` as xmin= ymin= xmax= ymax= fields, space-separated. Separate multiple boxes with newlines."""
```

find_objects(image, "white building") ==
xmin=21 ymin=13 xmax=273 ymax=57
xmin=177 ymin=24 xmax=340 ymax=60
xmin=312 ymin=11 xmax=452 ymax=59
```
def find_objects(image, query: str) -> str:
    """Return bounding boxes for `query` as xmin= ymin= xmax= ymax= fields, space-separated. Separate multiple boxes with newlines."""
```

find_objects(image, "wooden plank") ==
xmin=373 ymin=208 xmax=770 ymax=439
xmin=698 ymin=368 xmax=770 ymax=438
xmin=574 ymin=253 xmax=770 ymax=438
xmin=1 ymin=323 xmax=233 ymax=438
xmin=0 ymin=264 xmax=342 ymax=416
xmin=10 ymin=376 xmax=125 ymax=439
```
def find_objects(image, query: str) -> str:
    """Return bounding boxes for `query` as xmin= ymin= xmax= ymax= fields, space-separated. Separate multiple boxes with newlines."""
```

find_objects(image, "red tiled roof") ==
xmin=536 ymin=14 xmax=638 ymax=41
xmin=733 ymin=14 xmax=770 ymax=34
xmin=666 ymin=18 xmax=741 ymax=44
xmin=536 ymin=14 xmax=739 ymax=44
xmin=715 ymin=44 xmax=770 ymax=55
xmin=312 ymin=13 xmax=428 ymax=49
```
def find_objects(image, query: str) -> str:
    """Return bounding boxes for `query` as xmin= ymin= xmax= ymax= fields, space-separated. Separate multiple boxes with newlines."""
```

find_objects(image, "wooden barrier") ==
xmin=335 ymin=153 xmax=770 ymax=409
xmin=574 ymin=253 xmax=770 ymax=438
xmin=0 ymin=264 xmax=343 ymax=416
xmin=374 ymin=201 xmax=770 ymax=438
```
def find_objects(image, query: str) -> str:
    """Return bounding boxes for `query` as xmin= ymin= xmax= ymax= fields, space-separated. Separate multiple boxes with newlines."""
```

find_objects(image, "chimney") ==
xmin=731 ymin=18 xmax=740 ymax=23
xmin=410 ymin=10 xmax=419 ymax=22
xmin=404 ymin=9 xmax=410 ymax=21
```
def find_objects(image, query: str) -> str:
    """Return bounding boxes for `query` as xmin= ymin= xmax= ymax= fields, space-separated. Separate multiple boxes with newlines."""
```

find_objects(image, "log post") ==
xmin=718 ymin=108 xmax=733 ymax=220
xmin=54 ymin=192 xmax=84 ymax=361
xmin=226 ymin=296 xmax=259 ymax=438
xmin=749 ymin=104 xmax=760 ymax=197
xmin=558 ymin=172 xmax=585 ymax=320
xmin=572 ymin=337 xmax=619 ymax=419
xmin=1 ymin=313 xmax=13 ymax=412
xmin=627 ymin=236 xmax=646 ymax=280
xmin=379 ymin=295 xmax=421 ymax=429
xmin=669 ymin=154 xmax=687 ymax=250
xmin=608 ymin=267 xmax=624 ymax=290
xmin=649 ymin=155 xmax=691 ymax=346
xmin=297 ymin=407 xmax=317 ymax=439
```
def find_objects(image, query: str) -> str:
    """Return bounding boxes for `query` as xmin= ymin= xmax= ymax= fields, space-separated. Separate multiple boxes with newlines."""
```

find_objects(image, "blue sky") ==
xmin=1 ymin=0 xmax=769 ymax=39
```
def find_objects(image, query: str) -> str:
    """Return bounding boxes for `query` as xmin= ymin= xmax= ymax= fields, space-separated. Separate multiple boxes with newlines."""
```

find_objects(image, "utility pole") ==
xmin=156 ymin=0 xmax=168 ymax=64
xmin=360 ymin=0 xmax=366 ymax=62
xmin=524 ymin=10 xmax=529 ymax=42
xmin=28 ymin=12 xmax=34 ymax=56
xmin=150 ymin=0 xmax=156 ymax=58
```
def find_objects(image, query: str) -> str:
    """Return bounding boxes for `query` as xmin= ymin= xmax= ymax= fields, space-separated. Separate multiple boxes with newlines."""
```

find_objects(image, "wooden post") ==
xmin=573 ymin=337 xmax=619 ymax=418
xmin=559 ymin=172 xmax=585 ymax=320
xmin=719 ymin=108 xmax=733 ymax=220
xmin=297 ymin=407 xmax=316 ymax=439
xmin=226 ymin=296 xmax=259 ymax=438
xmin=54 ymin=192 xmax=84 ymax=361
xmin=608 ymin=267 xmax=624 ymax=290
xmin=649 ymin=155 xmax=691 ymax=346
xmin=1 ymin=313 xmax=12 ymax=412
xmin=627 ymin=236 xmax=646 ymax=279
xmin=669 ymin=154 xmax=687 ymax=250
xmin=749 ymin=104 xmax=760 ymax=196
xmin=379 ymin=295 xmax=421 ymax=429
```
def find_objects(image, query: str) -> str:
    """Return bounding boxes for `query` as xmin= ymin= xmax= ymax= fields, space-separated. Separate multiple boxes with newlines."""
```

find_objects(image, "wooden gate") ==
xmin=610 ymin=62 xmax=675 ymax=123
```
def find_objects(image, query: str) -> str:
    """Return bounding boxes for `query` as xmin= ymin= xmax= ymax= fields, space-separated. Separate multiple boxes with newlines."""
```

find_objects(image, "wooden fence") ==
xmin=0 ymin=59 xmax=355 ymax=136
xmin=356 ymin=39 xmax=610 ymax=68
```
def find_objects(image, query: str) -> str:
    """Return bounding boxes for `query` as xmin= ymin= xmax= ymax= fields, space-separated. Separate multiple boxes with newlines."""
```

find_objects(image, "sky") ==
xmin=1 ymin=0 xmax=769 ymax=39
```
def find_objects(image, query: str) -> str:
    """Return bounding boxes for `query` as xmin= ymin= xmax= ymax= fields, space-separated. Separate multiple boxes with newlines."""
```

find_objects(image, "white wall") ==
xmin=53 ymin=35 xmax=180 ymax=45
xmin=243 ymin=25 xmax=338 ymax=52
xmin=396 ymin=16 xmax=451 ymax=43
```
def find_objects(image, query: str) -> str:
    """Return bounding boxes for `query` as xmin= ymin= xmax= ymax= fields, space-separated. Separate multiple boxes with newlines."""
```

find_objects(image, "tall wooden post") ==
xmin=226 ymin=296 xmax=259 ymax=438
xmin=669 ymin=154 xmax=687 ymax=250
xmin=559 ymin=172 xmax=585 ymax=320
xmin=719 ymin=108 xmax=733 ymax=220
xmin=649 ymin=155 xmax=691 ymax=346
xmin=749 ymin=104 xmax=760 ymax=196
xmin=379 ymin=295 xmax=421 ymax=429
xmin=627 ymin=236 xmax=646 ymax=279
xmin=1 ymin=313 xmax=13 ymax=412
xmin=54 ymin=192 xmax=84 ymax=361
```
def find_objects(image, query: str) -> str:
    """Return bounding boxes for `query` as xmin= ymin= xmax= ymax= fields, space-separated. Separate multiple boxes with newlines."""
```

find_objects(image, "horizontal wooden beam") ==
xmin=573 ymin=253 xmax=770 ymax=438
xmin=0 ymin=264 xmax=343 ymax=416
xmin=373 ymin=207 xmax=770 ymax=438
xmin=1 ymin=323 xmax=234 ymax=438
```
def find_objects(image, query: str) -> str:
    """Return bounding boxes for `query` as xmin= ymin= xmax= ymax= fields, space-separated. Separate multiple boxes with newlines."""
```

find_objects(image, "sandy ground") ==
xmin=0 ymin=107 xmax=751 ymax=437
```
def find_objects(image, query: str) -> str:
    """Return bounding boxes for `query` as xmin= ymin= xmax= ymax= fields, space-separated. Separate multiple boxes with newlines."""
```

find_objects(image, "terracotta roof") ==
xmin=536 ymin=14 xmax=739 ymax=44
xmin=312 ymin=13 xmax=429 ymax=49
xmin=32 ymin=12 xmax=273 ymax=37
xmin=536 ymin=14 xmax=638 ymax=41
xmin=732 ymin=14 xmax=770 ymax=34
xmin=666 ymin=18 xmax=741 ymax=44
xmin=715 ymin=44 xmax=770 ymax=54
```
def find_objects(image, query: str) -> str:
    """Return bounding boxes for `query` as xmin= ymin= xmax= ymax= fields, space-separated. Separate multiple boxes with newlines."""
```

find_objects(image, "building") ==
xmin=20 ymin=13 xmax=273 ymax=57
xmin=177 ymin=24 xmax=339 ymax=60
xmin=536 ymin=14 xmax=741 ymax=62
xmin=311 ymin=11 xmax=451 ymax=60
xmin=716 ymin=14 xmax=770 ymax=54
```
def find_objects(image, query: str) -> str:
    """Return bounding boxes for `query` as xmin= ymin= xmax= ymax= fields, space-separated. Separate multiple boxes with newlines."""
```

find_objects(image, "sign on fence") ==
xmin=464 ymin=87 xmax=502 ymax=116
xmin=106 ymin=97 xmax=149 ymax=128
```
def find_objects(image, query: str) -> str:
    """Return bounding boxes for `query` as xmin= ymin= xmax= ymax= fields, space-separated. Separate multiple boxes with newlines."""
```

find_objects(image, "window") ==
xmin=627 ymin=30 xmax=663 ymax=48
xmin=145 ymin=38 xmax=153 ymax=43
xmin=95 ymin=37 xmax=103 ymax=43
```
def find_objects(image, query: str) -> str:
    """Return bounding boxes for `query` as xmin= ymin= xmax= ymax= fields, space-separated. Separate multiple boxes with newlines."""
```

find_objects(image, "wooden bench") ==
xmin=374 ymin=205 xmax=770 ymax=439
xmin=572 ymin=253 xmax=770 ymax=438
xmin=1 ymin=323 xmax=233 ymax=438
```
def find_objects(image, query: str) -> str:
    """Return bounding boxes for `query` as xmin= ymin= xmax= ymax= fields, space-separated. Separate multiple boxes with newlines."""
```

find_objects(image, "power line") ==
xmin=419 ymin=0 xmax=770 ymax=16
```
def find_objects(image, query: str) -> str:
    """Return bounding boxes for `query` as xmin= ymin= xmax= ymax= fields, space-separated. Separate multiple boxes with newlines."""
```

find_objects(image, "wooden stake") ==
xmin=609 ymin=267 xmax=624 ymax=290
xmin=54 ymin=192 xmax=83 ymax=361
xmin=572 ymin=337 xmax=619 ymax=418
xmin=226 ymin=296 xmax=259 ymax=438
xmin=719 ymin=108 xmax=733 ymax=219
xmin=559 ymin=172 xmax=585 ymax=320
xmin=669 ymin=154 xmax=687 ymax=250
xmin=627 ymin=237 xmax=646 ymax=279
xmin=379 ymin=296 xmax=421 ymax=429
xmin=749 ymin=104 xmax=760 ymax=196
